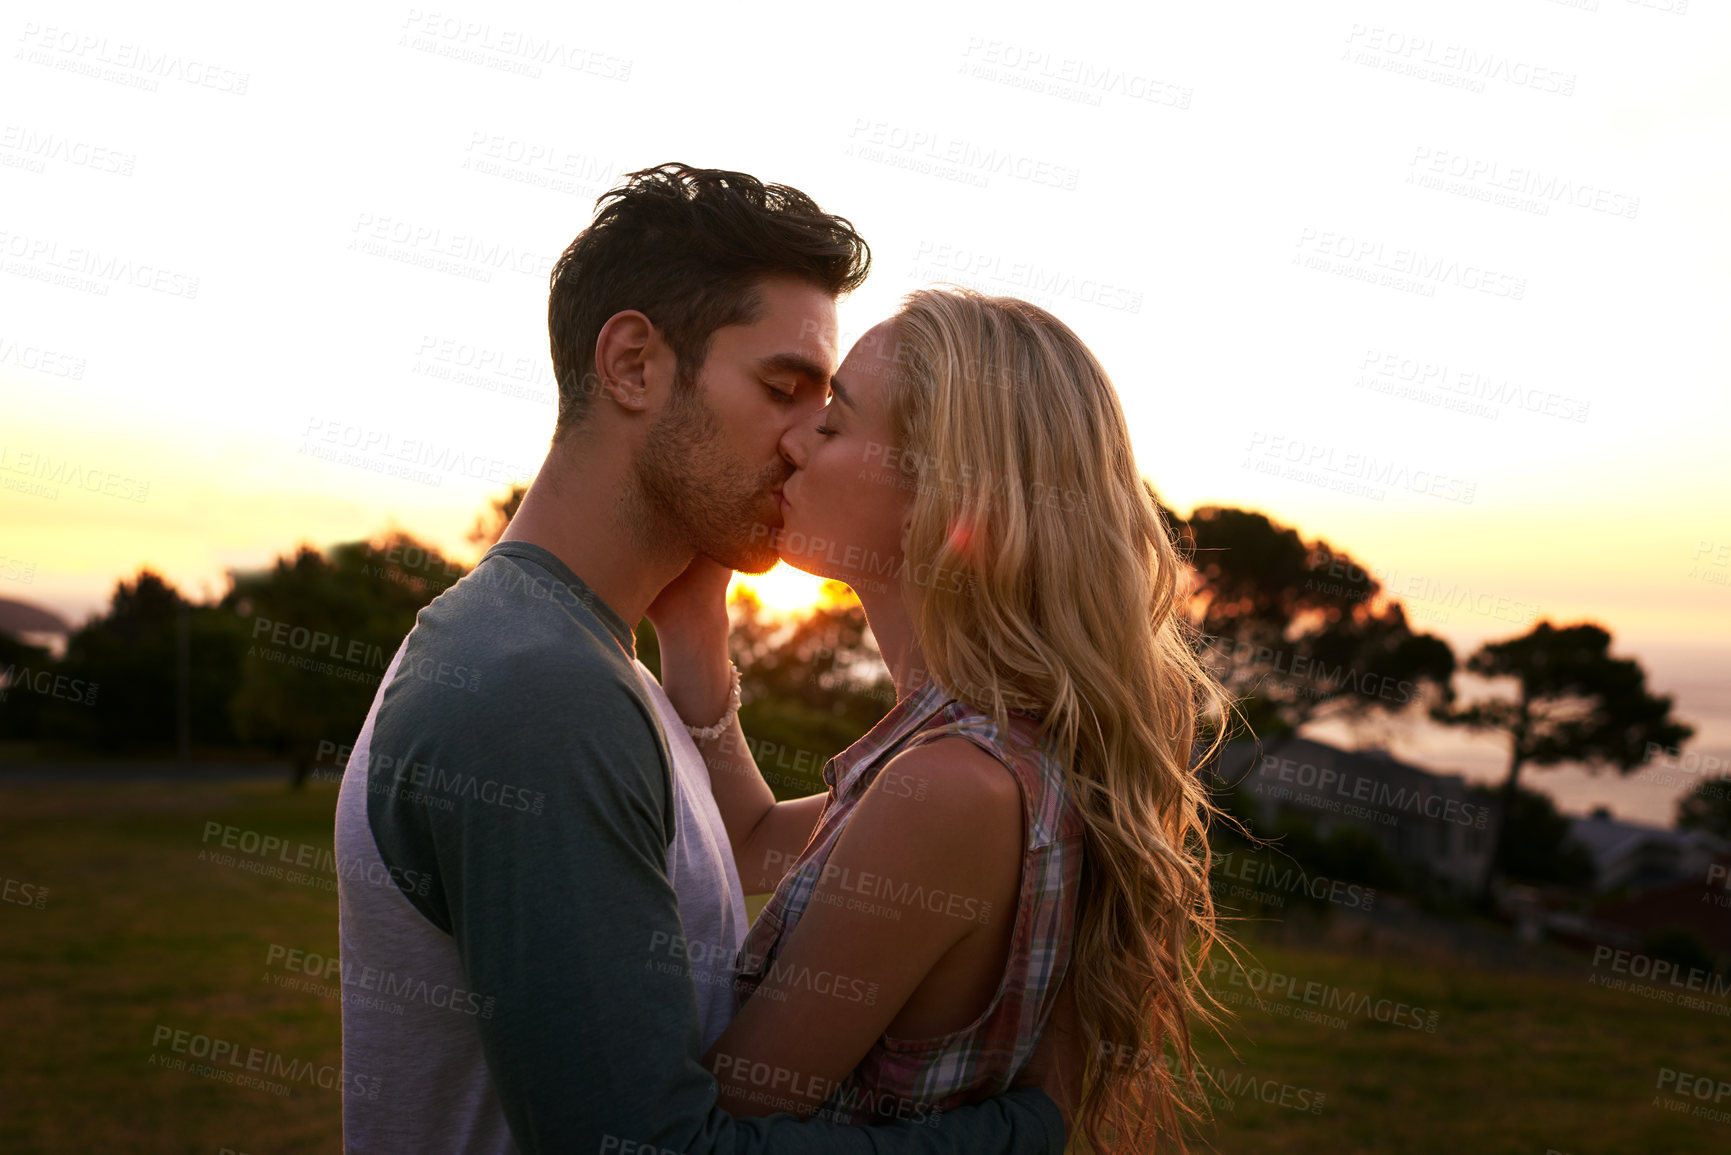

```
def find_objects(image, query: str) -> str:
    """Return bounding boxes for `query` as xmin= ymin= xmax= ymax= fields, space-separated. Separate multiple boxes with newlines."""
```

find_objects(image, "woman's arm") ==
xmin=646 ymin=557 xmax=829 ymax=893
xmin=701 ymin=737 xmax=1025 ymax=1119
xmin=686 ymin=690 xmax=829 ymax=894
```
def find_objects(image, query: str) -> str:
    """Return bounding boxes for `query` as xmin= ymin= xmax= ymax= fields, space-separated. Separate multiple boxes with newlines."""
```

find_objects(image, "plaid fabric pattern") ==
xmin=733 ymin=677 xmax=1085 ymax=1125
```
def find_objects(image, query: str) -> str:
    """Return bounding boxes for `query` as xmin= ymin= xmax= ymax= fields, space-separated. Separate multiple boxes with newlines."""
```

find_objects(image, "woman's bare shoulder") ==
xmin=869 ymin=737 xmax=1024 ymax=845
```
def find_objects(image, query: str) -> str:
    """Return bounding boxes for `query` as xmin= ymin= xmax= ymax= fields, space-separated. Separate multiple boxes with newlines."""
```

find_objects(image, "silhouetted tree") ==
xmin=1435 ymin=621 xmax=1694 ymax=901
xmin=56 ymin=571 xmax=180 ymax=749
xmin=1268 ymin=811 xmax=1406 ymax=892
xmin=224 ymin=533 xmax=464 ymax=788
xmin=1172 ymin=505 xmax=1456 ymax=783
xmin=0 ymin=632 xmax=58 ymax=740
xmin=30 ymin=572 xmax=247 ymax=752
xmin=725 ymin=584 xmax=892 ymax=798
xmin=1677 ymin=776 xmax=1731 ymax=840
xmin=1496 ymin=785 xmax=1596 ymax=888
xmin=468 ymin=483 xmax=528 ymax=548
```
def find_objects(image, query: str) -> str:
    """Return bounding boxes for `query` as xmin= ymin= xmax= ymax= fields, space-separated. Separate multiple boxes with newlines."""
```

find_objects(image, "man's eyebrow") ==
xmin=756 ymin=353 xmax=831 ymax=388
xmin=827 ymin=375 xmax=856 ymax=410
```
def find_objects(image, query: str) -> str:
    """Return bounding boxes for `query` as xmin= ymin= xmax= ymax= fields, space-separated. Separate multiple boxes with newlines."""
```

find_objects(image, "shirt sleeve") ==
xmin=388 ymin=661 xmax=1066 ymax=1155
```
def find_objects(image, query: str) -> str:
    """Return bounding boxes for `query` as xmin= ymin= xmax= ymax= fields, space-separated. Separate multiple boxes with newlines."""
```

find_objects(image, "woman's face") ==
xmin=774 ymin=320 xmax=913 ymax=598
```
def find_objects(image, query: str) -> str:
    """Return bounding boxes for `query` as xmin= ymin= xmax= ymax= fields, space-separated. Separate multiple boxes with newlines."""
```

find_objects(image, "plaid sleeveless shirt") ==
xmin=732 ymin=677 xmax=1086 ymax=1125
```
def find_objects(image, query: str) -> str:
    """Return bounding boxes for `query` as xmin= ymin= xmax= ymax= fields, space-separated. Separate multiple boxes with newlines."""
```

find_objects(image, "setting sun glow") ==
xmin=730 ymin=564 xmax=840 ymax=618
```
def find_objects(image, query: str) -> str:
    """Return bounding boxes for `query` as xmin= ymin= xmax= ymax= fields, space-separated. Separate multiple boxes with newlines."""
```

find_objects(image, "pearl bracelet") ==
xmin=683 ymin=660 xmax=742 ymax=742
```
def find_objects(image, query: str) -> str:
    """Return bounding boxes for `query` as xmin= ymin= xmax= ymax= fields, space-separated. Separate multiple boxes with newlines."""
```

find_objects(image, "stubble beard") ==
xmin=631 ymin=385 xmax=784 ymax=573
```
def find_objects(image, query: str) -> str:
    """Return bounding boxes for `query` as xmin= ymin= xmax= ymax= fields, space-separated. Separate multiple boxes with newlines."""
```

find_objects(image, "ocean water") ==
xmin=1301 ymin=641 xmax=1730 ymax=830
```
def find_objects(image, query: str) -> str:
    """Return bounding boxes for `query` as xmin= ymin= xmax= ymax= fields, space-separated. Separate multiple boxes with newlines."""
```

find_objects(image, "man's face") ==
xmin=633 ymin=275 xmax=839 ymax=573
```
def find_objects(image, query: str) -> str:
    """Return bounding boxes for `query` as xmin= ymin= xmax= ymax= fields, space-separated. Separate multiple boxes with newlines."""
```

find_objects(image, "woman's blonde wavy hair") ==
xmin=882 ymin=286 xmax=1236 ymax=1152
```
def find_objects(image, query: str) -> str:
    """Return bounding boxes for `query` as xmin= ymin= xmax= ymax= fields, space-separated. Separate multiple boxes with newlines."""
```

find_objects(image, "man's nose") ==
xmin=778 ymin=419 xmax=808 ymax=470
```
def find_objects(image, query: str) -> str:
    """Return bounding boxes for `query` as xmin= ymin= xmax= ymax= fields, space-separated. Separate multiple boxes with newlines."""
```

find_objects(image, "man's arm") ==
xmin=415 ymin=670 xmax=1065 ymax=1154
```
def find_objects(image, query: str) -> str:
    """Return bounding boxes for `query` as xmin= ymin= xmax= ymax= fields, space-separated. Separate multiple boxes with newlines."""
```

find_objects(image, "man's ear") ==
xmin=592 ymin=310 xmax=672 ymax=414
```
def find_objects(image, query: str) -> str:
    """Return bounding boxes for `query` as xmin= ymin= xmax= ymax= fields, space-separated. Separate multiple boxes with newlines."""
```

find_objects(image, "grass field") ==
xmin=2 ymin=777 xmax=1728 ymax=1153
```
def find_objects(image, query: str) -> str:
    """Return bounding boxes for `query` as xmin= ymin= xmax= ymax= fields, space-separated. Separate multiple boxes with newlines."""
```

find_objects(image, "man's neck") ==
xmin=498 ymin=440 xmax=692 ymax=634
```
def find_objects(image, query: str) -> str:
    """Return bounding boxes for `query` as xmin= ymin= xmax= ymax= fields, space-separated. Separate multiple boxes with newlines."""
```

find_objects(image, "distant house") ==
xmin=1566 ymin=809 xmax=1730 ymax=893
xmin=1213 ymin=736 xmax=1496 ymax=893
xmin=1589 ymin=869 xmax=1731 ymax=959
xmin=1515 ymin=816 xmax=1731 ymax=961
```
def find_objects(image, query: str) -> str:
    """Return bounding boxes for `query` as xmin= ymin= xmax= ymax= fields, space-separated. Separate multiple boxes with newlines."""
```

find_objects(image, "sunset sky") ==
xmin=3 ymin=0 xmax=1726 ymax=822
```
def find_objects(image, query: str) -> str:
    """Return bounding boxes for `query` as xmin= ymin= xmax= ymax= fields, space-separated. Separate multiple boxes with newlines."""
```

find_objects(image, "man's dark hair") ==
xmin=547 ymin=163 xmax=871 ymax=438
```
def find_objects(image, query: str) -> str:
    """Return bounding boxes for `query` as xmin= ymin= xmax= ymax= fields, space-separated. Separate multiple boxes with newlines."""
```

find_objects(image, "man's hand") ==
xmin=1017 ymin=973 xmax=1084 ymax=1139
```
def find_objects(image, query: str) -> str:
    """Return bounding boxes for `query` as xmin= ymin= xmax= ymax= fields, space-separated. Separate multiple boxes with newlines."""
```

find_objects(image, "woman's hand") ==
xmin=646 ymin=554 xmax=733 ymax=651
xmin=647 ymin=555 xmax=736 ymax=728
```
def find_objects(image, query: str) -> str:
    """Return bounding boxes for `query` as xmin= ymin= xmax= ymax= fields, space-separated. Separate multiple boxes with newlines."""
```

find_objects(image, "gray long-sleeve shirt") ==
xmin=334 ymin=540 xmax=1066 ymax=1154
